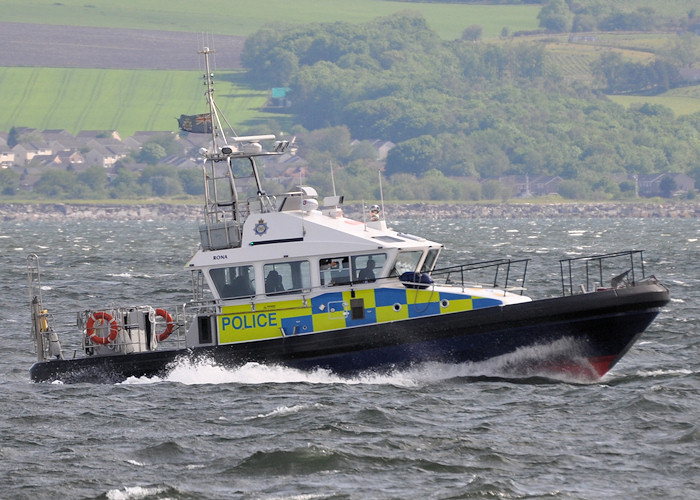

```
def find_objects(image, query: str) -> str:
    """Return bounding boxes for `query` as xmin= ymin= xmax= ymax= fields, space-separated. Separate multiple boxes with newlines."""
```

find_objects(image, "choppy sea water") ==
xmin=1 ymin=217 xmax=698 ymax=500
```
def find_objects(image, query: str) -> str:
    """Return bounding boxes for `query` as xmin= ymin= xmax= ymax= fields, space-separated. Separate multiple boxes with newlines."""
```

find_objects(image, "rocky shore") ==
xmin=1 ymin=201 xmax=699 ymax=221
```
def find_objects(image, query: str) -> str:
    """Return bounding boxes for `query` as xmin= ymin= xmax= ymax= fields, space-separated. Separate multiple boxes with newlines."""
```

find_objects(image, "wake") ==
xmin=121 ymin=337 xmax=603 ymax=387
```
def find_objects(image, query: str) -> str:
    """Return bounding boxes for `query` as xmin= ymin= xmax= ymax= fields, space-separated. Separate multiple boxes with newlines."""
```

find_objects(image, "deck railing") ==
xmin=559 ymin=250 xmax=646 ymax=296
xmin=429 ymin=258 xmax=530 ymax=295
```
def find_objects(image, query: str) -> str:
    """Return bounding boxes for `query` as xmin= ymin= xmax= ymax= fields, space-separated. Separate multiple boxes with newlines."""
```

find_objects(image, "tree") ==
xmin=178 ymin=168 xmax=204 ymax=196
xmin=481 ymin=180 xmax=506 ymax=200
xmin=299 ymin=126 xmax=352 ymax=157
xmin=538 ymin=0 xmax=573 ymax=33
xmin=384 ymin=135 xmax=440 ymax=176
xmin=136 ymin=143 xmax=167 ymax=165
xmin=140 ymin=165 xmax=183 ymax=196
xmin=462 ymin=25 xmax=483 ymax=43
xmin=664 ymin=32 xmax=700 ymax=69
xmin=144 ymin=133 xmax=181 ymax=155
xmin=7 ymin=127 xmax=18 ymax=148
xmin=0 ymin=168 xmax=20 ymax=195
xmin=77 ymin=166 xmax=108 ymax=194
xmin=109 ymin=167 xmax=144 ymax=198
xmin=659 ymin=176 xmax=677 ymax=198
xmin=558 ymin=180 xmax=590 ymax=200
xmin=34 ymin=169 xmax=79 ymax=198
xmin=572 ymin=14 xmax=597 ymax=32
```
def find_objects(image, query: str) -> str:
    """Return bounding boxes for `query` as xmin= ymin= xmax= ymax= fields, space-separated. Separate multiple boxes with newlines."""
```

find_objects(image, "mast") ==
xmin=198 ymin=46 xmax=243 ymax=250
xmin=195 ymin=47 xmax=292 ymax=251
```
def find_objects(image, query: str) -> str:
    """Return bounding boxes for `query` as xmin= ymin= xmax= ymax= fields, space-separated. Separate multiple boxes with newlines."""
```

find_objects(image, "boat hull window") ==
xmin=264 ymin=261 xmax=311 ymax=295
xmin=210 ymin=265 xmax=256 ymax=299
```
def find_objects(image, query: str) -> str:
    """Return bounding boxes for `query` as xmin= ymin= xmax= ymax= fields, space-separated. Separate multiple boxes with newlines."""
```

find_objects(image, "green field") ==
xmin=4 ymin=0 xmax=540 ymax=40
xmin=607 ymin=87 xmax=700 ymax=116
xmin=574 ymin=0 xmax=697 ymax=17
xmin=1 ymin=0 xmax=541 ymax=136
xmin=0 ymin=68 xmax=280 ymax=136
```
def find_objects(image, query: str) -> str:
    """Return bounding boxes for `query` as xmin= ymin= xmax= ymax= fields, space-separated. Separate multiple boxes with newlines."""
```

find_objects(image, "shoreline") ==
xmin=1 ymin=201 xmax=699 ymax=221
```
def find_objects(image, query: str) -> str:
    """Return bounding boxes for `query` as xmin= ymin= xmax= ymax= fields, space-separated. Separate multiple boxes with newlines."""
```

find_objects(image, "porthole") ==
xmin=440 ymin=299 xmax=449 ymax=308
xmin=393 ymin=303 xmax=402 ymax=312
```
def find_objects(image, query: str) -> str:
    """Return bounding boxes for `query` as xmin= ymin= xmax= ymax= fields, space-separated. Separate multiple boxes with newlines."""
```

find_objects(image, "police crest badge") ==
xmin=254 ymin=218 xmax=268 ymax=236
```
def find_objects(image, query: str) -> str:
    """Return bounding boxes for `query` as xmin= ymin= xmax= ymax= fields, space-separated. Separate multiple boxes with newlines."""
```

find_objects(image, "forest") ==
xmin=239 ymin=7 xmax=700 ymax=201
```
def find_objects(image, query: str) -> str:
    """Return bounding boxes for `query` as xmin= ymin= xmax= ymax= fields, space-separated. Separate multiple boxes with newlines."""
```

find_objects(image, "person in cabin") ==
xmin=229 ymin=267 xmax=255 ymax=297
xmin=358 ymin=258 xmax=376 ymax=282
xmin=265 ymin=270 xmax=285 ymax=293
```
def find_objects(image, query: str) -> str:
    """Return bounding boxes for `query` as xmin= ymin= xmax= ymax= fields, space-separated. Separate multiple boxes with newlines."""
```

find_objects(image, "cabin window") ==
xmin=264 ymin=261 xmax=311 ymax=295
xmin=210 ymin=265 xmax=256 ymax=299
xmin=320 ymin=256 xmax=350 ymax=286
xmin=320 ymin=253 xmax=387 ymax=286
xmin=351 ymin=253 xmax=387 ymax=283
xmin=390 ymin=251 xmax=423 ymax=277
xmin=421 ymin=248 xmax=440 ymax=273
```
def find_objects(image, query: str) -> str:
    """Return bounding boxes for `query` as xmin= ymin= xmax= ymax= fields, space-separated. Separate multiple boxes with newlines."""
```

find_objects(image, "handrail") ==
xmin=429 ymin=258 xmax=530 ymax=295
xmin=559 ymin=250 xmax=645 ymax=296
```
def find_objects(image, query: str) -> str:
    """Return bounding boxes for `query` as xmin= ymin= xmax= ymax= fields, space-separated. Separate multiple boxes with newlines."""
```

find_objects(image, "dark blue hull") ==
xmin=29 ymin=282 xmax=669 ymax=383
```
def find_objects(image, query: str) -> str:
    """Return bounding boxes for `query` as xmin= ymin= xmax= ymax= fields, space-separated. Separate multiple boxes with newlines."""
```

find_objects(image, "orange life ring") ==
xmin=155 ymin=308 xmax=174 ymax=341
xmin=86 ymin=311 xmax=119 ymax=345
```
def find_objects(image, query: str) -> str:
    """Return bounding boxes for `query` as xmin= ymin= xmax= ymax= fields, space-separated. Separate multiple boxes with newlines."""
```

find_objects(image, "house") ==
xmin=28 ymin=150 xmax=86 ymax=170
xmin=350 ymin=139 xmax=396 ymax=161
xmin=159 ymin=154 xmax=199 ymax=169
xmin=177 ymin=133 xmax=212 ymax=151
xmin=0 ymin=137 xmax=15 ymax=167
xmin=500 ymin=175 xmax=563 ymax=197
xmin=77 ymin=130 xmax=122 ymax=141
xmin=41 ymin=129 xmax=81 ymax=149
xmin=640 ymin=174 xmax=667 ymax=197
xmin=83 ymin=144 xmax=130 ymax=168
xmin=531 ymin=175 xmax=563 ymax=196
xmin=123 ymin=131 xmax=178 ymax=150
xmin=11 ymin=142 xmax=53 ymax=166
xmin=58 ymin=150 xmax=87 ymax=170
xmin=671 ymin=173 xmax=696 ymax=194
xmin=637 ymin=173 xmax=696 ymax=197
xmin=372 ymin=140 xmax=395 ymax=160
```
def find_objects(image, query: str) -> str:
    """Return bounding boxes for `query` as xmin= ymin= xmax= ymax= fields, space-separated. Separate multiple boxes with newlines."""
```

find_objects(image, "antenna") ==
xmin=199 ymin=47 xmax=227 ymax=151
xmin=329 ymin=161 xmax=337 ymax=196
xmin=378 ymin=169 xmax=386 ymax=221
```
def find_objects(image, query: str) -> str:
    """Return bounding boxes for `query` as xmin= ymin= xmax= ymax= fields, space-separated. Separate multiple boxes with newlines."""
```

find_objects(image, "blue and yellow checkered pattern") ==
xmin=218 ymin=287 xmax=501 ymax=344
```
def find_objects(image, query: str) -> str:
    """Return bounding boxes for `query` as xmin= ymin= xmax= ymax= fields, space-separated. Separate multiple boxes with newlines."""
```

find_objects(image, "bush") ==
xmin=558 ymin=179 xmax=590 ymax=199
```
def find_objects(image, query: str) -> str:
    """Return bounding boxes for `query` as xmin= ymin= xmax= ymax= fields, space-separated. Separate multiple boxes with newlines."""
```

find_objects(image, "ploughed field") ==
xmin=0 ymin=22 xmax=245 ymax=70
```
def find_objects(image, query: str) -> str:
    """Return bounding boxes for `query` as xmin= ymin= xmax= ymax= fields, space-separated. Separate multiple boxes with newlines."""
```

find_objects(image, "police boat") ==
xmin=27 ymin=48 xmax=670 ymax=383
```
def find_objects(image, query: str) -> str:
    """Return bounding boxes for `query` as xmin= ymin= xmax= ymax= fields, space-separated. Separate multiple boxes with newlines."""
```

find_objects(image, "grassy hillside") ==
xmin=608 ymin=88 xmax=700 ymax=116
xmin=3 ymin=0 xmax=539 ymax=40
xmin=0 ymin=68 xmax=281 ymax=136
xmin=534 ymin=31 xmax=700 ymax=115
